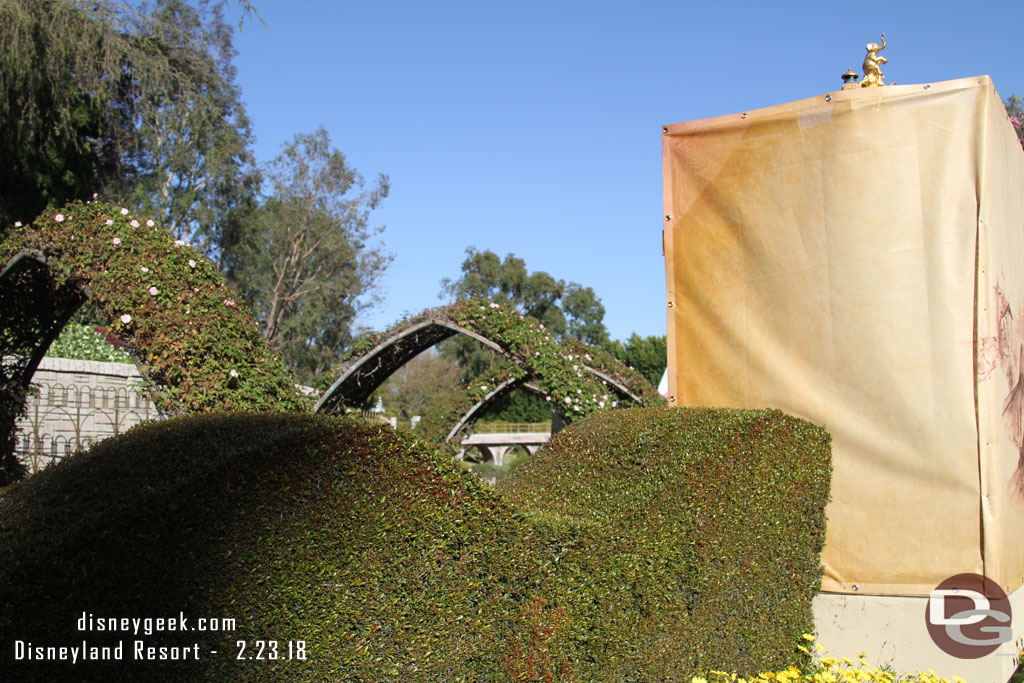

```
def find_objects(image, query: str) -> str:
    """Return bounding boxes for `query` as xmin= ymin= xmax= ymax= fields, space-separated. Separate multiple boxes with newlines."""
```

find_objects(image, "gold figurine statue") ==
xmin=860 ymin=33 xmax=887 ymax=87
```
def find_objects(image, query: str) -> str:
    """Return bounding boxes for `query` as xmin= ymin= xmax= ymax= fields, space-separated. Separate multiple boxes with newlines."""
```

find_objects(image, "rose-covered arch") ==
xmin=1 ymin=200 xmax=305 ymax=473
xmin=315 ymin=299 xmax=665 ymax=443
xmin=412 ymin=342 xmax=665 ymax=446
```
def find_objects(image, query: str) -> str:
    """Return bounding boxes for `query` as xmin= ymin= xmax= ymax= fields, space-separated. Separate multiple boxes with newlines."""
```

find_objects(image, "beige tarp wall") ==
xmin=662 ymin=75 xmax=1024 ymax=595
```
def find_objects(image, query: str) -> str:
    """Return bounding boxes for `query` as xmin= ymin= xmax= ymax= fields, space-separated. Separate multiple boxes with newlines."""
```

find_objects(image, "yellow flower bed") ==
xmin=692 ymin=635 xmax=970 ymax=683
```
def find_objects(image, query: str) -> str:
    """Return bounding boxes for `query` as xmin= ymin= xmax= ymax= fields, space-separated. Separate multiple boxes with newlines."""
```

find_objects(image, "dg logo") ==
xmin=926 ymin=573 xmax=1013 ymax=658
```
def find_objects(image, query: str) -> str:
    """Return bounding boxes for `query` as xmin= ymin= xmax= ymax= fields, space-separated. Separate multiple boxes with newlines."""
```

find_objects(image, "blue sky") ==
xmin=230 ymin=1 xmax=1024 ymax=342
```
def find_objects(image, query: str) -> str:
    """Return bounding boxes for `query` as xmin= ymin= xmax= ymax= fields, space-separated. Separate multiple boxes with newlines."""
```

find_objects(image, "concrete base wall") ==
xmin=814 ymin=587 xmax=1024 ymax=681
xmin=14 ymin=357 xmax=155 ymax=473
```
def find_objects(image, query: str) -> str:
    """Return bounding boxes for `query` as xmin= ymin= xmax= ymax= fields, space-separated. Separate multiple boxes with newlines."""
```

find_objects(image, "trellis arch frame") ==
xmin=1 ymin=200 xmax=305 ymax=471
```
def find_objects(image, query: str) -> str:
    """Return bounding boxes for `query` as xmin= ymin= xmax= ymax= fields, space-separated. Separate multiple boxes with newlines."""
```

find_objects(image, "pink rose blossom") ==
xmin=105 ymin=219 xmax=113 ymax=226
xmin=223 ymin=299 xmax=235 ymax=306
xmin=130 ymin=219 xmax=139 ymax=228
xmin=13 ymin=221 xmax=21 ymax=227
xmin=188 ymin=259 xmax=196 ymax=268
xmin=149 ymin=286 xmax=159 ymax=296
xmin=174 ymin=240 xmax=184 ymax=248
xmin=229 ymin=369 xmax=239 ymax=378
xmin=54 ymin=214 xmax=64 ymax=222
xmin=146 ymin=219 xmax=155 ymax=227
xmin=112 ymin=237 xmax=121 ymax=245
xmin=120 ymin=208 xmax=128 ymax=215
xmin=120 ymin=314 xmax=132 ymax=324
xmin=140 ymin=266 xmax=149 ymax=273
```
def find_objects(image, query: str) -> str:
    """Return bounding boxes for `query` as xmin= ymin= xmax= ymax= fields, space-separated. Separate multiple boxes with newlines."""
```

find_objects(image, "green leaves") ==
xmin=503 ymin=407 xmax=833 ymax=678
xmin=45 ymin=323 xmax=132 ymax=363
xmin=0 ymin=0 xmax=259 ymax=253
xmin=228 ymin=127 xmax=391 ymax=386
xmin=440 ymin=247 xmax=612 ymax=370
xmin=1 ymin=200 xmax=306 ymax=418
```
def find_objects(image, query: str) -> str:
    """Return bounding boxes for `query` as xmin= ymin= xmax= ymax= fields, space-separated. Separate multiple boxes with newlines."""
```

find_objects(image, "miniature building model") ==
xmin=662 ymin=76 xmax=1024 ymax=676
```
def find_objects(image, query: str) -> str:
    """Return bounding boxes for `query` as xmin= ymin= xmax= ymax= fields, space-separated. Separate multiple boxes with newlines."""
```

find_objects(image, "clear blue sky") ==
xmin=229 ymin=1 xmax=1024 ymax=342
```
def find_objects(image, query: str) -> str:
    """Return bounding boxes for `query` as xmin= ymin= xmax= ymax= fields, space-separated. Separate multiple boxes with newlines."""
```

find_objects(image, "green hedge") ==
xmin=0 ymin=413 xmax=566 ymax=681
xmin=503 ymin=407 xmax=832 ymax=679
xmin=0 ymin=408 xmax=831 ymax=681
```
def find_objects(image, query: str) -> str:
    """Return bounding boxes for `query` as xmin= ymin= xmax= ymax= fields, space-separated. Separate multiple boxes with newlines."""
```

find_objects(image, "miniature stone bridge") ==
xmin=459 ymin=424 xmax=552 ymax=465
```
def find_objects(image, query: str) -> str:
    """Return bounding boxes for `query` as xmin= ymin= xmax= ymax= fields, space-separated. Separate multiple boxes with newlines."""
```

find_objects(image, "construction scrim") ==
xmin=662 ymin=76 xmax=1024 ymax=596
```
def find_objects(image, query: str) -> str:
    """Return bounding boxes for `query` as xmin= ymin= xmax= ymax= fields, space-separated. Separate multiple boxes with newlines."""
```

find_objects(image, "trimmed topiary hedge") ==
xmin=0 ymin=407 xmax=831 ymax=680
xmin=0 ymin=413 xmax=567 ymax=681
xmin=503 ymin=406 xmax=832 ymax=679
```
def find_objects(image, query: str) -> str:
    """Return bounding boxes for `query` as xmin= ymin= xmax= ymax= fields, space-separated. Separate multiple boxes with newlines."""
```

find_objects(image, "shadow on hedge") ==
xmin=0 ymin=413 xmax=558 ymax=681
xmin=0 ymin=408 xmax=830 ymax=681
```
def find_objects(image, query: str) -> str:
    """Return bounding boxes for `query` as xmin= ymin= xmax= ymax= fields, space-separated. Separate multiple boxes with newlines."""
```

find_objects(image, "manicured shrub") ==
xmin=0 ymin=413 xmax=567 ymax=681
xmin=503 ymin=406 xmax=832 ymax=679
xmin=0 ymin=407 xmax=832 ymax=680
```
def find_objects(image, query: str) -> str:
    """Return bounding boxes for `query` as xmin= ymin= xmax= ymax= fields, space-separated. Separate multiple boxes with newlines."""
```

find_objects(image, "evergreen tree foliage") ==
xmin=438 ymin=248 xmax=612 ymax=422
xmin=0 ymin=0 xmax=259 ymax=257
xmin=376 ymin=350 xmax=462 ymax=422
xmin=121 ymin=0 xmax=261 ymax=258
xmin=439 ymin=247 xmax=610 ymax=379
xmin=606 ymin=333 xmax=667 ymax=387
xmin=229 ymin=128 xmax=391 ymax=385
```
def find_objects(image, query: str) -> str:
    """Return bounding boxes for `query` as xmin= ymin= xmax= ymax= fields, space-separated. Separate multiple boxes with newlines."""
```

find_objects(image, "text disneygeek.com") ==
xmin=11 ymin=611 xmax=257 ymax=664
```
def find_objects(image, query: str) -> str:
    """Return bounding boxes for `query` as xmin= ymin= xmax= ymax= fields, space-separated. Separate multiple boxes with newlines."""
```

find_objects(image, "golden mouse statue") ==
xmin=861 ymin=33 xmax=887 ymax=87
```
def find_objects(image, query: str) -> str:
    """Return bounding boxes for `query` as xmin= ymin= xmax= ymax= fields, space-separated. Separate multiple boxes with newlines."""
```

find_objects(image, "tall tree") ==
xmin=606 ymin=334 xmax=667 ymax=387
xmin=441 ymin=249 xmax=566 ymax=333
xmin=230 ymin=127 xmax=391 ymax=384
xmin=441 ymin=247 xmax=610 ymax=350
xmin=0 ymin=0 xmax=258 ymax=257
xmin=439 ymin=247 xmax=611 ymax=421
xmin=376 ymin=350 xmax=462 ymax=423
xmin=562 ymin=282 xmax=609 ymax=347
xmin=123 ymin=0 xmax=261 ymax=257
